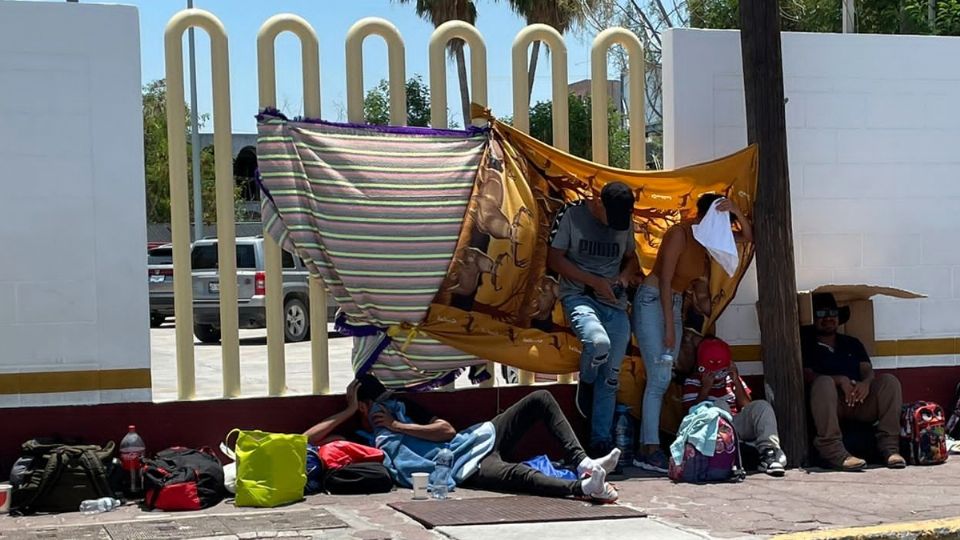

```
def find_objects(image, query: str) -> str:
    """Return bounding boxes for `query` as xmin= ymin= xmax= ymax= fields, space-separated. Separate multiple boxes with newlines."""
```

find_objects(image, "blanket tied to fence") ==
xmin=257 ymin=111 xmax=490 ymax=389
xmin=417 ymin=114 xmax=758 ymax=375
xmin=257 ymin=108 xmax=758 ymax=388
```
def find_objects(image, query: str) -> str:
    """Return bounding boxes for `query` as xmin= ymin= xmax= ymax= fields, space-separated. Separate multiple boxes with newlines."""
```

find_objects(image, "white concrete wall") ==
xmin=0 ymin=1 xmax=149 ymax=406
xmin=663 ymin=29 xmax=960 ymax=367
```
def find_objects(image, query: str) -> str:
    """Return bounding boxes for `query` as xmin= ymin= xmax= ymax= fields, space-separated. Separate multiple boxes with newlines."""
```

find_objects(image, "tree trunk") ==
xmin=454 ymin=44 xmax=471 ymax=127
xmin=527 ymin=40 xmax=541 ymax=100
xmin=739 ymin=0 xmax=808 ymax=467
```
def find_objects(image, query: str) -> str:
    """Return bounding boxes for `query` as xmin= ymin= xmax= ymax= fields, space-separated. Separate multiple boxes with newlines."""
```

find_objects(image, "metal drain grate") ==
xmin=219 ymin=509 xmax=347 ymax=534
xmin=389 ymin=495 xmax=646 ymax=529
xmin=0 ymin=526 xmax=108 ymax=540
xmin=104 ymin=518 xmax=231 ymax=540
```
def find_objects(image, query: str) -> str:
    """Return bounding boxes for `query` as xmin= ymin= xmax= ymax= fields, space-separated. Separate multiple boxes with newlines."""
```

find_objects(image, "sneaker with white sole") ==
xmin=633 ymin=449 xmax=669 ymax=474
xmin=758 ymin=447 xmax=786 ymax=477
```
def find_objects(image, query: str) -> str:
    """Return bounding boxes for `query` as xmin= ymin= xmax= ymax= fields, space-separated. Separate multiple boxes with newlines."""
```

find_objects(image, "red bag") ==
xmin=316 ymin=441 xmax=384 ymax=470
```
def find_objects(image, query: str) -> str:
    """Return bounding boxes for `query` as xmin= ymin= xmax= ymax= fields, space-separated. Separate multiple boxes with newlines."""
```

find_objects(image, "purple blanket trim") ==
xmin=334 ymin=311 xmax=383 ymax=338
xmin=257 ymin=107 xmax=488 ymax=138
xmin=354 ymin=336 xmax=394 ymax=379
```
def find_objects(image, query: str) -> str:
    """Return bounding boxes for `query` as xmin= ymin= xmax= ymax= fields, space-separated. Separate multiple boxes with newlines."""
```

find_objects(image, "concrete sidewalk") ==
xmin=1 ymin=459 xmax=958 ymax=539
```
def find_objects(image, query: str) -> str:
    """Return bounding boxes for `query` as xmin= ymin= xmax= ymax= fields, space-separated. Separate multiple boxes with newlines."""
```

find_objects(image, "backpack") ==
xmin=945 ymin=382 xmax=960 ymax=440
xmin=305 ymin=444 xmax=393 ymax=495
xmin=11 ymin=439 xmax=117 ymax=514
xmin=143 ymin=447 xmax=226 ymax=511
xmin=669 ymin=416 xmax=745 ymax=483
xmin=900 ymin=401 xmax=948 ymax=466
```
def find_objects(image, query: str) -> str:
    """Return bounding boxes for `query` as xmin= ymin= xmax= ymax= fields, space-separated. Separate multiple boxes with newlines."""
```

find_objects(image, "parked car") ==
xmin=190 ymin=236 xmax=337 ymax=343
xmin=148 ymin=244 xmax=175 ymax=328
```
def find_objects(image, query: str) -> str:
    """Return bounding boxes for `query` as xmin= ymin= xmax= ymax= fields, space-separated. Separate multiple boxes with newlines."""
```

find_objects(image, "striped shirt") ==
xmin=681 ymin=374 xmax=751 ymax=414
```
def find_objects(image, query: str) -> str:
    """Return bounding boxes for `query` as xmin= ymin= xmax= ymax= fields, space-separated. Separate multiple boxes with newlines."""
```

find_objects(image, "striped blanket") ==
xmin=257 ymin=111 xmax=489 ymax=388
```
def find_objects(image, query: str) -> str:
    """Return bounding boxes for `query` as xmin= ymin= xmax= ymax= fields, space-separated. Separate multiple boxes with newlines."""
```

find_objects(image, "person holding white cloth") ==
xmin=632 ymin=193 xmax=752 ymax=473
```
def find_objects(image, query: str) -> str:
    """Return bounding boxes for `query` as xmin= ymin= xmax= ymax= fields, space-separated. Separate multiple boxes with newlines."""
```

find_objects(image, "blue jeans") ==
xmin=561 ymin=294 xmax=631 ymax=446
xmin=633 ymin=284 xmax=683 ymax=446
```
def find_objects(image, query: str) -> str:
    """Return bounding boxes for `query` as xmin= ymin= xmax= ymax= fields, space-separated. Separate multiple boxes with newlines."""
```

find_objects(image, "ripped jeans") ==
xmin=561 ymin=294 xmax=631 ymax=446
xmin=633 ymin=284 xmax=683 ymax=446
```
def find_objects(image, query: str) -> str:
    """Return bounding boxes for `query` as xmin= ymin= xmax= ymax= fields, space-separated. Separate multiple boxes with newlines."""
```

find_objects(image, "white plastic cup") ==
xmin=411 ymin=472 xmax=429 ymax=500
xmin=0 ymin=483 xmax=12 ymax=514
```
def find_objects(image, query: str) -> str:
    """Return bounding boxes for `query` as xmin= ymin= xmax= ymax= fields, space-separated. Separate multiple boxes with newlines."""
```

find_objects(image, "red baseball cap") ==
xmin=697 ymin=337 xmax=732 ymax=372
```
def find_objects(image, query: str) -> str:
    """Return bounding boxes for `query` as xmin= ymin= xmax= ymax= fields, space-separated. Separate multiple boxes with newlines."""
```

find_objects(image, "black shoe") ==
xmin=575 ymin=380 xmax=593 ymax=419
xmin=758 ymin=447 xmax=786 ymax=477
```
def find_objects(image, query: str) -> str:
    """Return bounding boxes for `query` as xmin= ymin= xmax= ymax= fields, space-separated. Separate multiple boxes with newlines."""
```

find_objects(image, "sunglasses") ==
xmin=814 ymin=309 xmax=839 ymax=319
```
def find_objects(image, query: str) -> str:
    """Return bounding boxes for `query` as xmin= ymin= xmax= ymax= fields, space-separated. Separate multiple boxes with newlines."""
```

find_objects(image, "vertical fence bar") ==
xmin=512 ymin=24 xmax=569 ymax=386
xmin=591 ymin=28 xmax=645 ymax=169
xmin=346 ymin=18 xmax=406 ymax=125
xmin=257 ymin=14 xmax=328 ymax=395
xmin=428 ymin=21 xmax=494 ymax=387
xmin=428 ymin=21 xmax=487 ymax=129
xmin=165 ymin=9 xmax=238 ymax=399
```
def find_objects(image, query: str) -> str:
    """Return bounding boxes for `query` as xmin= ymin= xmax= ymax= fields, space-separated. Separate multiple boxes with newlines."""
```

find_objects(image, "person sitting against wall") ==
xmin=547 ymin=181 xmax=639 ymax=462
xmin=633 ymin=194 xmax=753 ymax=473
xmin=802 ymin=292 xmax=906 ymax=471
xmin=681 ymin=335 xmax=787 ymax=476
xmin=306 ymin=375 xmax=621 ymax=502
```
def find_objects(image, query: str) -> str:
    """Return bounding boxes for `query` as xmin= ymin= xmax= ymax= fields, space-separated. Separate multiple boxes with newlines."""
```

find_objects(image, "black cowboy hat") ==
xmin=811 ymin=292 xmax=850 ymax=325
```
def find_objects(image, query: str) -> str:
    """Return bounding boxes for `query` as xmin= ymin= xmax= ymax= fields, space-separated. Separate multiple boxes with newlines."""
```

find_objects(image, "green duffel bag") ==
xmin=12 ymin=439 xmax=117 ymax=514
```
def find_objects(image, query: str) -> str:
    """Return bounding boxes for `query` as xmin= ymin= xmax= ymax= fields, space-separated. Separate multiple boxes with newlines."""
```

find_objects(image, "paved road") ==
xmin=149 ymin=321 xmax=518 ymax=401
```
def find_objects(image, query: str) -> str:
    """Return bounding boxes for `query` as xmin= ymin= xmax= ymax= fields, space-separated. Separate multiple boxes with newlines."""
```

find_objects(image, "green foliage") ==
xmin=524 ymin=93 xmax=632 ymax=170
xmin=143 ymin=79 xmax=223 ymax=225
xmin=688 ymin=0 xmax=960 ymax=34
xmin=363 ymin=75 xmax=433 ymax=127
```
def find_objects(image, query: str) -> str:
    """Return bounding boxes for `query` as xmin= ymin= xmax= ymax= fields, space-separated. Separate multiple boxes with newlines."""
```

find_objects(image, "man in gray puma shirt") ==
xmin=548 ymin=182 xmax=639 ymax=460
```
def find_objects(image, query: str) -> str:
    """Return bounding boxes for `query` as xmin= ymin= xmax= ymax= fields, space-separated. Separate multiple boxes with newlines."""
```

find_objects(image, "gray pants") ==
xmin=712 ymin=399 xmax=781 ymax=452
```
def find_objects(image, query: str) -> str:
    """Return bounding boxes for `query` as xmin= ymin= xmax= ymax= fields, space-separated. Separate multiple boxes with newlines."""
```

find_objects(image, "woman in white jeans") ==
xmin=632 ymin=194 xmax=752 ymax=473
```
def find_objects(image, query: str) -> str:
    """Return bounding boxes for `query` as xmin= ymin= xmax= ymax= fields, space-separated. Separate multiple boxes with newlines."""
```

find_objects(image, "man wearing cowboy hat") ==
xmin=802 ymin=292 xmax=905 ymax=471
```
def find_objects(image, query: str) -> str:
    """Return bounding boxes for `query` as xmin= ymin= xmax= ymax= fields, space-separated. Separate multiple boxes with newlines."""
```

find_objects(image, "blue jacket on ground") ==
xmin=372 ymin=398 xmax=495 ymax=489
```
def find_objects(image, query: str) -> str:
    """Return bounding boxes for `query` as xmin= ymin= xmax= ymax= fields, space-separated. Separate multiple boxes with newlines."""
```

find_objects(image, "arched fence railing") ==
xmin=162 ymin=9 xmax=645 ymax=400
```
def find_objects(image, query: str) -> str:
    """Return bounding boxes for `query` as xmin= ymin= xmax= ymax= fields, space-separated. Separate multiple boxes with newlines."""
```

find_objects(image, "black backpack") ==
xmin=11 ymin=439 xmax=117 ymax=514
xmin=321 ymin=462 xmax=394 ymax=495
xmin=143 ymin=447 xmax=226 ymax=511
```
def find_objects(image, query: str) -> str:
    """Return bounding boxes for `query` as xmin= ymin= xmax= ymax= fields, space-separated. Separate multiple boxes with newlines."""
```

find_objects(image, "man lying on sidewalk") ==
xmin=802 ymin=292 xmax=906 ymax=471
xmin=681 ymin=336 xmax=788 ymax=476
xmin=305 ymin=375 xmax=621 ymax=502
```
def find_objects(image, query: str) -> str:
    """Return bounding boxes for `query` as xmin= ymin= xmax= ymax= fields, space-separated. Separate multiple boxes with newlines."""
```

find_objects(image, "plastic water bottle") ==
xmin=79 ymin=497 xmax=121 ymax=514
xmin=430 ymin=446 xmax=454 ymax=500
xmin=613 ymin=405 xmax=634 ymax=466
xmin=659 ymin=352 xmax=674 ymax=365
xmin=119 ymin=425 xmax=146 ymax=497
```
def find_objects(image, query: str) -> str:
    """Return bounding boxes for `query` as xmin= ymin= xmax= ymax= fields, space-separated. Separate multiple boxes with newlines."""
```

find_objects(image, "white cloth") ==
xmin=692 ymin=199 xmax=739 ymax=277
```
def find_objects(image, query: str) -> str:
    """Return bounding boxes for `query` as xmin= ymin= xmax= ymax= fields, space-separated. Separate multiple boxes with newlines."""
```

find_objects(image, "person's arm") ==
xmin=548 ymin=247 xmax=615 ymax=302
xmin=695 ymin=372 xmax=715 ymax=402
xmin=619 ymin=250 xmax=640 ymax=287
xmin=690 ymin=277 xmax=711 ymax=315
xmin=729 ymin=365 xmax=751 ymax=410
xmin=547 ymin=208 xmax=616 ymax=301
xmin=716 ymin=198 xmax=753 ymax=243
xmin=658 ymin=227 xmax=684 ymax=350
xmin=848 ymin=337 xmax=874 ymax=403
xmin=303 ymin=380 xmax=359 ymax=445
xmin=371 ymin=405 xmax=457 ymax=443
